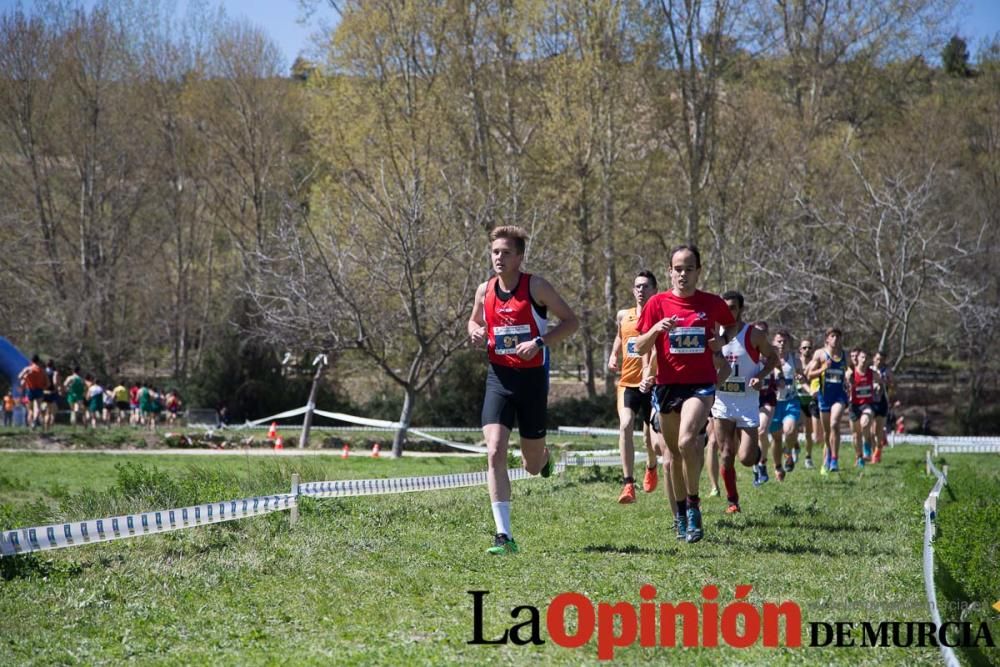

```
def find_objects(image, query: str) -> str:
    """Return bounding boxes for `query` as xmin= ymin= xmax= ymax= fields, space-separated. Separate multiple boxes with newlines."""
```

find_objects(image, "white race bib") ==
xmin=668 ymin=327 xmax=706 ymax=355
xmin=825 ymin=368 xmax=844 ymax=385
xmin=493 ymin=324 xmax=531 ymax=355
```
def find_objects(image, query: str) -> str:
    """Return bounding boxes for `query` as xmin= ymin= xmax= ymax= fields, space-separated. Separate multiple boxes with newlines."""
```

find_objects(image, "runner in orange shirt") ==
xmin=608 ymin=271 xmax=665 ymax=504
xmin=17 ymin=355 xmax=47 ymax=428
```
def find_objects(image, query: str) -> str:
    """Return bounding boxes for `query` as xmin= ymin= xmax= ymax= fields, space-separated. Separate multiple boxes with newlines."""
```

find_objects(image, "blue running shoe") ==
xmin=685 ymin=506 xmax=703 ymax=543
xmin=863 ymin=441 xmax=872 ymax=460
xmin=856 ymin=456 xmax=865 ymax=469
xmin=752 ymin=464 xmax=761 ymax=487
xmin=758 ymin=466 xmax=770 ymax=485
xmin=829 ymin=458 xmax=840 ymax=473
xmin=674 ymin=513 xmax=687 ymax=540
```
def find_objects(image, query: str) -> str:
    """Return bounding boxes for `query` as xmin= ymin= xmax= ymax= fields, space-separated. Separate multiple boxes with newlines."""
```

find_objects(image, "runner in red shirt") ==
xmin=846 ymin=348 xmax=880 ymax=468
xmin=468 ymin=225 xmax=579 ymax=556
xmin=635 ymin=245 xmax=735 ymax=544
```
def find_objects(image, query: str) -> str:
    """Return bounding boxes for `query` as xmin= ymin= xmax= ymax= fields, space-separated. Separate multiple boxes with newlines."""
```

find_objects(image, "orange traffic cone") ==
xmin=371 ymin=442 xmax=381 ymax=458
xmin=268 ymin=422 xmax=277 ymax=439
xmin=341 ymin=444 xmax=349 ymax=459
xmin=274 ymin=435 xmax=284 ymax=451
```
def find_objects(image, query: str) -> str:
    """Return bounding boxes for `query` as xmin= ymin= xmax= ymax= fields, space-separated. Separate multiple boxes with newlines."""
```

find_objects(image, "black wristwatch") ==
xmin=534 ymin=336 xmax=545 ymax=349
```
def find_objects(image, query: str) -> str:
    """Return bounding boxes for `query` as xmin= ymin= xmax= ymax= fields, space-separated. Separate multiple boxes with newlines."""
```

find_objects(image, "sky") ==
xmin=204 ymin=0 xmax=1000 ymax=67
xmin=2 ymin=0 xmax=999 ymax=70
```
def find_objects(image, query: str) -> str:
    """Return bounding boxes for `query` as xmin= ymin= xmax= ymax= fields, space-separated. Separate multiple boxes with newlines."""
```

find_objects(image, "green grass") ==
xmin=0 ymin=445 xmax=995 ymax=665
xmin=934 ymin=454 xmax=1000 ymax=667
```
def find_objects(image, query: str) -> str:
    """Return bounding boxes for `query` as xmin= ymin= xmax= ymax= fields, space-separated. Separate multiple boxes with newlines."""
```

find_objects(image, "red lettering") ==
xmin=639 ymin=585 xmax=657 ymax=647
xmin=720 ymin=585 xmax=760 ymax=648
xmin=597 ymin=602 xmax=638 ymax=661
xmin=702 ymin=585 xmax=719 ymax=647
xmin=762 ymin=601 xmax=802 ymax=647
xmin=547 ymin=593 xmax=595 ymax=649
xmin=659 ymin=602 xmax=699 ymax=647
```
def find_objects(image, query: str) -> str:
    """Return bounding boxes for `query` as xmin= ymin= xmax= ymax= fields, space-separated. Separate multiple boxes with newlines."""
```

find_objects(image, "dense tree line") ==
xmin=2 ymin=1 xmax=998 ymax=445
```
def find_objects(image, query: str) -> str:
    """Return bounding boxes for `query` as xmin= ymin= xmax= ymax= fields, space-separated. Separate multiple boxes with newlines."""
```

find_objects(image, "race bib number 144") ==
xmin=669 ymin=327 xmax=706 ymax=354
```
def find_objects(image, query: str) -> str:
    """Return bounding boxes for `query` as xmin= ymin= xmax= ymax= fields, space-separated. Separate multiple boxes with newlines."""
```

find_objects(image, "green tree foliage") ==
xmin=1 ymin=0 xmax=997 ymax=435
xmin=942 ymin=35 xmax=971 ymax=77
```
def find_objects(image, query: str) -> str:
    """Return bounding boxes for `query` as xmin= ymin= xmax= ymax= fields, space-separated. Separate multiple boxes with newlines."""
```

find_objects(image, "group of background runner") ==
xmin=5 ymin=356 xmax=183 ymax=431
xmin=604 ymin=255 xmax=899 ymax=544
xmin=469 ymin=227 xmax=902 ymax=554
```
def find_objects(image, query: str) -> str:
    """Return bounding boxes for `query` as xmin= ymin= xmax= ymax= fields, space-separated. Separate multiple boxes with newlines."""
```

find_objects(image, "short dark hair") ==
xmin=775 ymin=329 xmax=792 ymax=340
xmin=489 ymin=226 xmax=528 ymax=254
xmin=635 ymin=270 xmax=657 ymax=289
xmin=721 ymin=290 xmax=744 ymax=309
xmin=825 ymin=327 xmax=842 ymax=338
xmin=31 ymin=354 xmax=41 ymax=364
xmin=669 ymin=244 xmax=701 ymax=268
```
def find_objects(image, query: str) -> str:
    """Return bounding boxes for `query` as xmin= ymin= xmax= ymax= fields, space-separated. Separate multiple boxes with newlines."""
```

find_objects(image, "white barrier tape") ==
xmin=1 ymin=454 xmax=588 ymax=557
xmin=298 ymin=460 xmax=569 ymax=499
xmin=312 ymin=409 xmax=402 ymax=430
xmin=567 ymin=455 xmax=626 ymax=468
xmin=898 ymin=434 xmax=1000 ymax=445
xmin=934 ymin=443 xmax=1000 ymax=455
xmin=922 ymin=451 xmax=961 ymax=667
xmin=244 ymin=406 xmax=309 ymax=426
xmin=1 ymin=493 xmax=296 ymax=558
xmin=407 ymin=428 xmax=488 ymax=454
xmin=559 ymin=426 xmax=644 ymax=438
xmin=564 ymin=449 xmax=620 ymax=458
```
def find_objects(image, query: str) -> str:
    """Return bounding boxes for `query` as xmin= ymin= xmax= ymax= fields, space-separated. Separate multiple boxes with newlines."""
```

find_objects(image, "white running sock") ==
xmin=491 ymin=501 xmax=512 ymax=538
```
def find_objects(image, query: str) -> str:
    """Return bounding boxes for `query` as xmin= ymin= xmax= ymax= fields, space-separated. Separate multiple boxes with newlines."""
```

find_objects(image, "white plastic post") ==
xmin=290 ymin=473 xmax=300 ymax=526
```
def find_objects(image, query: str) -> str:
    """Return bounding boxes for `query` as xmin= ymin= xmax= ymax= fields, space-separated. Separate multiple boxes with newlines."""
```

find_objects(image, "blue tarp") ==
xmin=0 ymin=336 xmax=30 ymax=425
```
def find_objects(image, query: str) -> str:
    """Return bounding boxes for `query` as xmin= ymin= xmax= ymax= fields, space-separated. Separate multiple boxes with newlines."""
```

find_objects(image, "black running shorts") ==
xmin=849 ymin=403 xmax=874 ymax=422
xmin=481 ymin=363 xmax=548 ymax=439
xmin=872 ymin=395 xmax=889 ymax=418
xmin=617 ymin=386 xmax=652 ymax=425
xmin=653 ymin=383 xmax=715 ymax=415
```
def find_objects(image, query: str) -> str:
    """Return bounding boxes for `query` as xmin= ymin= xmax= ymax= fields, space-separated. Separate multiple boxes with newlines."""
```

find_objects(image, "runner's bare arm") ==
xmin=639 ymin=348 xmax=657 ymax=393
xmin=528 ymin=275 xmax=579 ymax=347
xmin=805 ymin=349 xmax=827 ymax=380
xmin=714 ymin=349 xmax=731 ymax=385
xmin=467 ymin=281 xmax=488 ymax=346
xmin=635 ymin=316 xmax=676 ymax=356
xmin=752 ymin=329 xmax=779 ymax=388
xmin=608 ymin=310 xmax=626 ymax=371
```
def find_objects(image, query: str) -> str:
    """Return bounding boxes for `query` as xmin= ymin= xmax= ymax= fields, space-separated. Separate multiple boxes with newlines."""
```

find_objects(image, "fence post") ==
xmin=290 ymin=473 xmax=300 ymax=527
xmin=942 ymin=465 xmax=948 ymax=485
xmin=925 ymin=450 xmax=930 ymax=476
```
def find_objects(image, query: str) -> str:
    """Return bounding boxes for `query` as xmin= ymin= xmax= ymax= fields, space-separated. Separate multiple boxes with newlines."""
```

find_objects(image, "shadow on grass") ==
xmin=936 ymin=563 xmax=995 ymax=667
xmin=583 ymin=543 xmax=676 ymax=556
xmin=1 ymin=554 xmax=57 ymax=580
xmin=2 ymin=549 xmax=131 ymax=581
xmin=715 ymin=517 xmax=878 ymax=533
xmin=708 ymin=534 xmax=898 ymax=558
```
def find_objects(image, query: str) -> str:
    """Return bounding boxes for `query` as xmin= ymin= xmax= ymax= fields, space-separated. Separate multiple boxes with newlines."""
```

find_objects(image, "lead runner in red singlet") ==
xmin=468 ymin=225 xmax=579 ymax=555
xmin=634 ymin=245 xmax=735 ymax=544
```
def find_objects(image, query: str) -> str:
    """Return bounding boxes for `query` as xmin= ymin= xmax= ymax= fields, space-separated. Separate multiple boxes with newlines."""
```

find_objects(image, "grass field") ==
xmin=1 ymin=444 xmax=997 ymax=665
